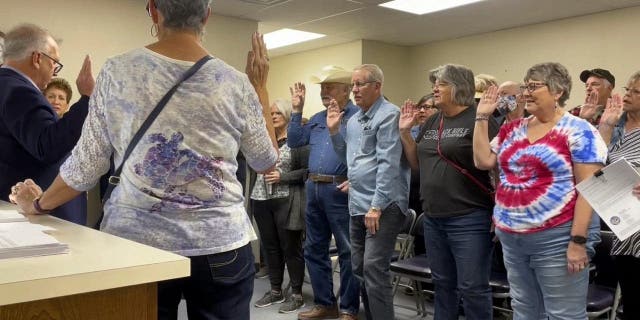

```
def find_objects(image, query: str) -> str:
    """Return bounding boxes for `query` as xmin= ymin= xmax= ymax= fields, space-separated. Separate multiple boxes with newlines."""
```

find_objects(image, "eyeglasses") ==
xmin=431 ymin=82 xmax=450 ymax=91
xmin=417 ymin=104 xmax=437 ymax=111
xmin=38 ymin=51 xmax=63 ymax=75
xmin=519 ymin=82 xmax=547 ymax=94
xmin=623 ymin=87 xmax=640 ymax=96
xmin=351 ymin=81 xmax=376 ymax=89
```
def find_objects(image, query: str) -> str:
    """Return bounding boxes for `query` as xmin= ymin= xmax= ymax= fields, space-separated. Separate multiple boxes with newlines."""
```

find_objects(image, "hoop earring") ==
xmin=150 ymin=23 xmax=159 ymax=38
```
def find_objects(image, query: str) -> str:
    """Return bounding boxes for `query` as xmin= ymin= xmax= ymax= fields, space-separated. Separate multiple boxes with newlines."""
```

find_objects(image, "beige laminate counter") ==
xmin=0 ymin=201 xmax=190 ymax=319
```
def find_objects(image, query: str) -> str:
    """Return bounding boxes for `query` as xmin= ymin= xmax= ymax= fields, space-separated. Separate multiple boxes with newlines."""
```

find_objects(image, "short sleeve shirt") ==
xmin=490 ymin=113 xmax=607 ymax=233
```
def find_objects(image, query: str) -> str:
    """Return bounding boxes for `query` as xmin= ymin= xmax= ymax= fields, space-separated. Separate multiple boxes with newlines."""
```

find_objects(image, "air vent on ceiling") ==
xmin=237 ymin=0 xmax=289 ymax=5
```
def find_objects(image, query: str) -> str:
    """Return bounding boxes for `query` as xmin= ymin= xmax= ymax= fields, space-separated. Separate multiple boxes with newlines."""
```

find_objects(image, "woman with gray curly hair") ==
xmin=10 ymin=0 xmax=279 ymax=319
xmin=473 ymin=62 xmax=607 ymax=319
xmin=399 ymin=64 xmax=499 ymax=320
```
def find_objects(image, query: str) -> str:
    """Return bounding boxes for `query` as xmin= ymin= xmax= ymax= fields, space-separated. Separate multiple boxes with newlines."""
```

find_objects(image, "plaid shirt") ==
xmin=570 ymin=105 xmax=602 ymax=126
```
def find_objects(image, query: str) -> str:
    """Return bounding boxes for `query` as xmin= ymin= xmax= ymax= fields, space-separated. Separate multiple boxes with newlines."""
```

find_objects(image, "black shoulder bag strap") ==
xmin=102 ymin=55 xmax=213 ymax=205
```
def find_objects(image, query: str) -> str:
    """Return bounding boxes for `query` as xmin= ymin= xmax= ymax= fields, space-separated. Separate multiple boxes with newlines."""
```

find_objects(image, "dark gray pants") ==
xmin=350 ymin=203 xmax=404 ymax=320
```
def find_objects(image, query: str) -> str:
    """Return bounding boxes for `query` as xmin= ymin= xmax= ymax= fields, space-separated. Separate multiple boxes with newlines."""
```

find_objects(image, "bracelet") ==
xmin=475 ymin=117 xmax=489 ymax=121
xmin=476 ymin=112 xmax=492 ymax=118
xmin=33 ymin=197 xmax=52 ymax=214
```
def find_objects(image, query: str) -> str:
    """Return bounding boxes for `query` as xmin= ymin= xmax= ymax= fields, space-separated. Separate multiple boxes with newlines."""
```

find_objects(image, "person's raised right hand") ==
xmin=326 ymin=99 xmax=343 ymax=135
xmin=245 ymin=32 xmax=269 ymax=91
xmin=477 ymin=85 xmax=499 ymax=115
xmin=290 ymin=82 xmax=305 ymax=113
xmin=399 ymin=99 xmax=417 ymax=132
xmin=599 ymin=94 xmax=623 ymax=127
xmin=579 ymin=90 xmax=600 ymax=120
xmin=76 ymin=55 xmax=95 ymax=97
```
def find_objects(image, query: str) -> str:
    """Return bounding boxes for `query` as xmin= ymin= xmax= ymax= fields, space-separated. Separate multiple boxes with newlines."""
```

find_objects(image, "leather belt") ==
xmin=309 ymin=173 xmax=347 ymax=184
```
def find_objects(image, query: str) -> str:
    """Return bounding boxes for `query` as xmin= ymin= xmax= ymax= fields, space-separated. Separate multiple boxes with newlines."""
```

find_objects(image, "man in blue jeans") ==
xmin=288 ymin=65 xmax=361 ymax=320
xmin=328 ymin=64 xmax=410 ymax=320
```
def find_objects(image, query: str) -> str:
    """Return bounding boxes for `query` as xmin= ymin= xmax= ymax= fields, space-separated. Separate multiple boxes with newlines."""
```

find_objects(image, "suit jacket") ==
xmin=0 ymin=67 xmax=89 ymax=224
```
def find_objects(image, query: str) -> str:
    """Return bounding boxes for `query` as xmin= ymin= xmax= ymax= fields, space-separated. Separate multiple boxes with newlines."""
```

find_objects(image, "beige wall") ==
xmin=362 ymin=40 xmax=412 ymax=106
xmin=408 ymin=6 xmax=640 ymax=108
xmin=267 ymin=40 xmax=362 ymax=118
xmin=0 ymin=0 xmax=257 ymax=103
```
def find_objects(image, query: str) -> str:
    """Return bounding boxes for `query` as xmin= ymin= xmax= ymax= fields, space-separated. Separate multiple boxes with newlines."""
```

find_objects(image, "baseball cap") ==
xmin=579 ymin=68 xmax=615 ymax=87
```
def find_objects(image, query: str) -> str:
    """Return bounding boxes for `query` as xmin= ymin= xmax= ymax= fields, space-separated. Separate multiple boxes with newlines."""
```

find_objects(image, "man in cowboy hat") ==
xmin=288 ymin=65 xmax=361 ymax=320
xmin=571 ymin=68 xmax=616 ymax=125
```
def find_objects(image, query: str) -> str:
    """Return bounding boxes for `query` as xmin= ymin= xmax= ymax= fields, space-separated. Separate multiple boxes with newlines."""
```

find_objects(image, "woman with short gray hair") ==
xmin=473 ymin=62 xmax=607 ymax=319
xmin=399 ymin=63 xmax=498 ymax=319
xmin=10 ymin=0 xmax=279 ymax=319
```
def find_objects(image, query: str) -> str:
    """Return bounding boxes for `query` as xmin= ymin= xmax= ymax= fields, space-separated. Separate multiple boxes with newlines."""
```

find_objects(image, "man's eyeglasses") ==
xmin=623 ymin=87 xmax=640 ymax=96
xmin=519 ymin=82 xmax=547 ymax=94
xmin=39 ymin=51 xmax=63 ymax=75
xmin=351 ymin=81 xmax=376 ymax=89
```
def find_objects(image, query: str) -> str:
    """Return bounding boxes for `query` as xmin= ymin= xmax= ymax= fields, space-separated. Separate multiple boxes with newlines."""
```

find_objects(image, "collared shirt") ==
xmin=410 ymin=125 xmax=421 ymax=140
xmin=331 ymin=96 xmax=410 ymax=216
xmin=0 ymin=65 xmax=40 ymax=91
xmin=287 ymin=100 xmax=358 ymax=175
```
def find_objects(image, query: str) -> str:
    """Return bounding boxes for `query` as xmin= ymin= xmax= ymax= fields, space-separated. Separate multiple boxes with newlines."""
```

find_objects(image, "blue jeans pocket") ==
xmin=206 ymin=245 xmax=253 ymax=283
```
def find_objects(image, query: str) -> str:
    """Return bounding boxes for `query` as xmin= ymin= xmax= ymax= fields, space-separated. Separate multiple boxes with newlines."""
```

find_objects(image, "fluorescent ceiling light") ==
xmin=379 ymin=0 xmax=485 ymax=15
xmin=263 ymin=28 xmax=325 ymax=49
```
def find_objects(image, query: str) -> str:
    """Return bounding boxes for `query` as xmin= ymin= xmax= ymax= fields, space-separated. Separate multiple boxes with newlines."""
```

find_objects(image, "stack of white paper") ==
xmin=0 ymin=221 xmax=68 ymax=259
xmin=0 ymin=210 xmax=28 ymax=223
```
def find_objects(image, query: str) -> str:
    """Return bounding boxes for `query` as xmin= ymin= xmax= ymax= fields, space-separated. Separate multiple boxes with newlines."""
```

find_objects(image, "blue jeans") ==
xmin=157 ymin=243 xmax=254 ymax=320
xmin=496 ymin=217 xmax=600 ymax=320
xmin=350 ymin=203 xmax=405 ymax=320
xmin=304 ymin=181 xmax=360 ymax=315
xmin=423 ymin=209 xmax=493 ymax=320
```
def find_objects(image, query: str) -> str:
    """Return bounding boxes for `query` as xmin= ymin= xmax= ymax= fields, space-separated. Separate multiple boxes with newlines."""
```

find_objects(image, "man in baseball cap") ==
xmin=572 ymin=68 xmax=615 ymax=125
xmin=287 ymin=66 xmax=361 ymax=319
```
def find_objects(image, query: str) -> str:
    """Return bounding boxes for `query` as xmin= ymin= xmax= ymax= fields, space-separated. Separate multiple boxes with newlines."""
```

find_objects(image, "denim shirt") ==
xmin=287 ymin=100 xmax=359 ymax=175
xmin=330 ymin=96 xmax=410 ymax=216
xmin=608 ymin=112 xmax=627 ymax=150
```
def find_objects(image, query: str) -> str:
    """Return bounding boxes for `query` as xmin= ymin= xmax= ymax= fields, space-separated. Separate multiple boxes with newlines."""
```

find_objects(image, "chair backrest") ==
xmin=400 ymin=209 xmax=417 ymax=235
xmin=412 ymin=213 xmax=425 ymax=237
xmin=591 ymin=231 xmax=618 ymax=288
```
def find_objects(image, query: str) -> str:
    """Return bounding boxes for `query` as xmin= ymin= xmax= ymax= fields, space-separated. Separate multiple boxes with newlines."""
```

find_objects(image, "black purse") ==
xmin=101 ymin=55 xmax=213 ymax=205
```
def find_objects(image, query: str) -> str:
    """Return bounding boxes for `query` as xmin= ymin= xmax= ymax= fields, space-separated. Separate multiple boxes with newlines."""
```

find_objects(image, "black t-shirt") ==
xmin=416 ymin=106 xmax=499 ymax=218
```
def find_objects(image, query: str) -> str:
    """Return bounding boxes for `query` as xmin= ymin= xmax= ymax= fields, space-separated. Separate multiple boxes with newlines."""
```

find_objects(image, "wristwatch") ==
xmin=570 ymin=235 xmax=587 ymax=245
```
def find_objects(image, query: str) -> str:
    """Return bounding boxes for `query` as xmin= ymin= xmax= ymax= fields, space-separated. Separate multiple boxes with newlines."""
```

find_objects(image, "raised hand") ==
xmin=290 ymin=82 xmax=306 ymax=113
xmin=326 ymin=99 xmax=344 ymax=135
xmin=245 ymin=32 xmax=269 ymax=91
xmin=599 ymin=94 xmax=623 ymax=127
xmin=477 ymin=86 xmax=499 ymax=115
xmin=579 ymin=90 xmax=600 ymax=120
xmin=76 ymin=55 xmax=95 ymax=97
xmin=399 ymin=99 xmax=417 ymax=131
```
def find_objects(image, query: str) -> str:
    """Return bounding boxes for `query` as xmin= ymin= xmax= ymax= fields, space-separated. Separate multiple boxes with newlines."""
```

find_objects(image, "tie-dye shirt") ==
xmin=59 ymin=48 xmax=277 ymax=256
xmin=490 ymin=113 xmax=607 ymax=233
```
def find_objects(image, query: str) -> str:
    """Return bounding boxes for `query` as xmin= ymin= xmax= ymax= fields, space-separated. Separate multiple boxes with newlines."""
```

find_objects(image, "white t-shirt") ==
xmin=60 ymin=48 xmax=277 ymax=256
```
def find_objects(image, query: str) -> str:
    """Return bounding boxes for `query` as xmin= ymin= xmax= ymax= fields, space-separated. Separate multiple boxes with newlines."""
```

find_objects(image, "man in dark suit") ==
xmin=1 ymin=23 xmax=94 ymax=224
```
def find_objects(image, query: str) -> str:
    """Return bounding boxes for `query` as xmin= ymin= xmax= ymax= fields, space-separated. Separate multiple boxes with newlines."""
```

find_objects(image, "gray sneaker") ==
xmin=254 ymin=290 xmax=285 ymax=308
xmin=278 ymin=294 xmax=305 ymax=313
xmin=254 ymin=267 xmax=269 ymax=279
